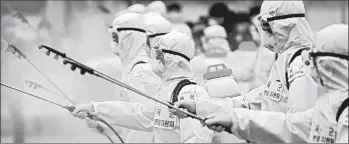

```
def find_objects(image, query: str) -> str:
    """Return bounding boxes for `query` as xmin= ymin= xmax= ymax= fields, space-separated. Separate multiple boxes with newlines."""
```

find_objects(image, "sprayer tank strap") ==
xmin=170 ymin=79 xmax=197 ymax=104
xmin=285 ymin=48 xmax=310 ymax=89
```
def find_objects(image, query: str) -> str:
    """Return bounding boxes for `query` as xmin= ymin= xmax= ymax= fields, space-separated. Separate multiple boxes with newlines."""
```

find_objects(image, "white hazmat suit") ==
xmin=149 ymin=31 xmax=214 ymax=143
xmin=127 ymin=4 xmax=146 ymax=14
xmin=144 ymin=12 xmax=172 ymax=57
xmin=92 ymin=12 xmax=161 ymax=143
xmin=204 ymin=23 xmax=349 ymax=143
xmin=71 ymin=31 xmax=215 ymax=143
xmin=172 ymin=1 xmax=322 ymax=142
xmin=191 ymin=25 xmax=233 ymax=85
xmin=146 ymin=1 xmax=167 ymax=17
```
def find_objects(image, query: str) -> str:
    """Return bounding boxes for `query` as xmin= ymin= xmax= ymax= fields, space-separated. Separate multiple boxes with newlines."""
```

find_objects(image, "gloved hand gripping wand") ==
xmin=38 ymin=44 xmax=233 ymax=134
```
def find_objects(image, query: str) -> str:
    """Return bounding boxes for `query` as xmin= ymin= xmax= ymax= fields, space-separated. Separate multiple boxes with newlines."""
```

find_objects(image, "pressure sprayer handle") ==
xmin=66 ymin=106 xmax=106 ymax=133
xmin=167 ymin=102 xmax=233 ymax=134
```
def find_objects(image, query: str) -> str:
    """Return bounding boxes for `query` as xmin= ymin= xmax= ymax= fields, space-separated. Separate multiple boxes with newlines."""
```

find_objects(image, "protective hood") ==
xmin=144 ymin=12 xmax=172 ymax=57
xmin=154 ymin=31 xmax=195 ymax=81
xmin=147 ymin=1 xmax=167 ymax=16
xmin=171 ymin=24 xmax=193 ymax=39
xmin=144 ymin=12 xmax=172 ymax=43
xmin=311 ymin=24 xmax=348 ymax=91
xmin=127 ymin=4 xmax=146 ymax=14
xmin=202 ymin=25 xmax=230 ymax=54
xmin=257 ymin=1 xmax=315 ymax=53
xmin=109 ymin=12 xmax=148 ymax=66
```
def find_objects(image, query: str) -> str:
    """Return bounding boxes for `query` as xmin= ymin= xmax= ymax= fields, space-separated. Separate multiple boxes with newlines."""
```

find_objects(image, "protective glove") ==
xmin=70 ymin=103 xmax=95 ymax=119
xmin=204 ymin=113 xmax=232 ymax=133
xmin=169 ymin=99 xmax=197 ymax=118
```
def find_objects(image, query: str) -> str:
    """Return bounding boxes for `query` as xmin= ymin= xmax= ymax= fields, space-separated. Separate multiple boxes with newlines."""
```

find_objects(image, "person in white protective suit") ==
xmin=76 ymin=12 xmax=161 ymax=143
xmin=146 ymin=1 xmax=167 ymax=17
xmin=199 ymin=24 xmax=349 ymax=143
xmin=190 ymin=25 xmax=233 ymax=84
xmin=248 ymin=15 xmax=277 ymax=90
xmin=190 ymin=26 xmax=241 ymax=142
xmin=170 ymin=1 xmax=322 ymax=142
xmin=70 ymin=31 xmax=215 ymax=143
xmin=143 ymin=11 xmax=172 ymax=57
xmin=201 ymin=65 xmax=243 ymax=143
xmin=166 ymin=2 xmax=193 ymax=39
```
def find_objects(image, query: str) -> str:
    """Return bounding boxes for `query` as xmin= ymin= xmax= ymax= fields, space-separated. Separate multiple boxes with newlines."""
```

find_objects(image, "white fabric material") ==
xmin=171 ymin=24 xmax=193 ymax=39
xmin=144 ymin=12 xmax=171 ymax=36
xmin=196 ymin=27 xmax=243 ymax=142
xmin=147 ymin=1 xmax=167 ymax=16
xmin=144 ymin=12 xmax=172 ymax=48
xmin=102 ymin=12 xmax=162 ymax=143
xmin=191 ymin=25 xmax=232 ymax=86
xmin=193 ymin=1 xmax=320 ymax=143
xmin=93 ymin=31 xmax=214 ymax=143
xmin=201 ymin=25 xmax=230 ymax=52
xmin=307 ymin=24 xmax=348 ymax=143
xmin=151 ymin=31 xmax=195 ymax=80
xmin=203 ymin=25 xmax=227 ymax=38
xmin=191 ymin=55 xmax=230 ymax=85
xmin=225 ymin=50 xmax=257 ymax=94
xmin=257 ymin=1 xmax=315 ymax=53
xmin=127 ymin=4 xmax=146 ymax=14
xmin=336 ymin=107 xmax=348 ymax=143
xmin=250 ymin=47 xmax=276 ymax=89
xmin=258 ymin=0 xmax=319 ymax=113
xmin=220 ymin=24 xmax=348 ymax=143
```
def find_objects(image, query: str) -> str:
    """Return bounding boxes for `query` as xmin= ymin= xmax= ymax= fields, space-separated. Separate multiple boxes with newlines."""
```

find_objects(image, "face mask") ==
xmin=109 ymin=25 xmax=120 ymax=55
xmin=255 ymin=16 xmax=277 ymax=51
xmin=150 ymin=47 xmax=166 ymax=78
xmin=110 ymin=41 xmax=120 ymax=56
xmin=147 ymin=33 xmax=167 ymax=58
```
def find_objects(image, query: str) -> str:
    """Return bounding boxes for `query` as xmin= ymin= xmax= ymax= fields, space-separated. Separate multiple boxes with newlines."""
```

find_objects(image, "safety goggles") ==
xmin=258 ymin=13 xmax=305 ymax=35
xmin=302 ymin=49 xmax=349 ymax=86
xmin=147 ymin=33 xmax=168 ymax=48
xmin=108 ymin=25 xmax=146 ymax=43
xmin=148 ymin=33 xmax=167 ymax=38
xmin=152 ymin=45 xmax=191 ymax=62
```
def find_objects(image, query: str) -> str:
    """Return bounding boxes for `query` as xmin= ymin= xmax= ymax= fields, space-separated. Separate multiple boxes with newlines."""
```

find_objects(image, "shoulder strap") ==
xmin=285 ymin=48 xmax=310 ymax=89
xmin=275 ymin=53 xmax=279 ymax=61
xmin=130 ymin=61 xmax=147 ymax=71
xmin=170 ymin=79 xmax=197 ymax=104
xmin=336 ymin=97 xmax=349 ymax=122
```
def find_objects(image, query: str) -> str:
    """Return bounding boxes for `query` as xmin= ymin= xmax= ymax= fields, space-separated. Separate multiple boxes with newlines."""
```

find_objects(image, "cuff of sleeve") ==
xmin=90 ymin=101 xmax=99 ymax=116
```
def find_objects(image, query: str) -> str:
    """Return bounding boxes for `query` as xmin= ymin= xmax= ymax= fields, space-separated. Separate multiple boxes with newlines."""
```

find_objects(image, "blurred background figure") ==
xmin=1 ymin=0 xmax=348 ymax=143
xmin=146 ymin=0 xmax=167 ymax=17
xmin=166 ymin=2 xmax=193 ymax=39
xmin=247 ymin=5 xmax=277 ymax=90
xmin=191 ymin=24 xmax=230 ymax=85
xmin=127 ymin=3 xmax=146 ymax=14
